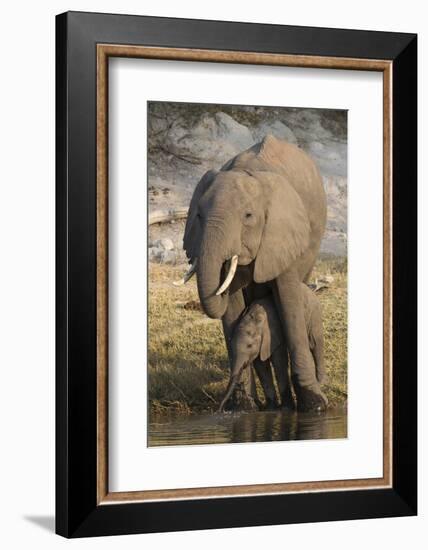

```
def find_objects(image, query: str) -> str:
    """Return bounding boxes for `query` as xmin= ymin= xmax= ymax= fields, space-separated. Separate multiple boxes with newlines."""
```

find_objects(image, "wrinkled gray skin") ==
xmin=183 ymin=135 xmax=327 ymax=411
xmin=218 ymin=286 xmax=326 ymax=413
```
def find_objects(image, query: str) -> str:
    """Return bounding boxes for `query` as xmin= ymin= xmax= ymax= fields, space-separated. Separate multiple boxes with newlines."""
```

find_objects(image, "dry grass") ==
xmin=311 ymin=257 xmax=348 ymax=406
xmin=148 ymin=258 xmax=347 ymax=416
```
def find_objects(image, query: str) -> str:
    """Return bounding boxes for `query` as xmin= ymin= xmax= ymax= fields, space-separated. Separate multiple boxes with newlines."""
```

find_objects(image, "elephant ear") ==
xmin=253 ymin=171 xmax=311 ymax=283
xmin=183 ymin=170 xmax=218 ymax=260
xmin=259 ymin=300 xmax=282 ymax=361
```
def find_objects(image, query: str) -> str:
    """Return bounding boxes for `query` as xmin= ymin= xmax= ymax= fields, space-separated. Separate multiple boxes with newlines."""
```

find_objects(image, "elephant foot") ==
xmin=279 ymin=387 xmax=296 ymax=411
xmin=293 ymin=378 xmax=328 ymax=413
xmin=280 ymin=394 xmax=296 ymax=411
xmin=231 ymin=386 xmax=259 ymax=411
xmin=235 ymin=395 xmax=259 ymax=412
xmin=263 ymin=397 xmax=278 ymax=411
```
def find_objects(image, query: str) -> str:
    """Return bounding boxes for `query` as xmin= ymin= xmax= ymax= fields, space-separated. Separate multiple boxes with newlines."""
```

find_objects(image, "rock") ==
xmin=214 ymin=112 xmax=254 ymax=147
xmin=309 ymin=140 xmax=325 ymax=155
xmin=148 ymin=246 xmax=163 ymax=262
xmin=320 ymin=275 xmax=334 ymax=284
xmin=153 ymin=238 xmax=174 ymax=251
xmin=319 ymin=230 xmax=347 ymax=257
xmin=253 ymin=120 xmax=297 ymax=144
xmin=160 ymin=250 xmax=177 ymax=265
xmin=147 ymin=104 xmax=348 ymax=260
xmin=148 ymin=114 xmax=168 ymax=135
xmin=148 ymin=243 xmax=177 ymax=264
xmin=309 ymin=141 xmax=347 ymax=178
xmin=171 ymin=111 xmax=254 ymax=165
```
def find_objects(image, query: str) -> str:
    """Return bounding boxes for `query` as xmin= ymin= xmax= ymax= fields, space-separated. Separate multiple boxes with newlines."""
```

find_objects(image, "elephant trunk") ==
xmin=197 ymin=220 xmax=238 ymax=319
xmin=218 ymin=374 xmax=240 ymax=413
xmin=218 ymin=354 xmax=247 ymax=412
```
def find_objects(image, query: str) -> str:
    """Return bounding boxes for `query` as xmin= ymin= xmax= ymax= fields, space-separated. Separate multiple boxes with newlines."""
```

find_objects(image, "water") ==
xmin=148 ymin=408 xmax=347 ymax=447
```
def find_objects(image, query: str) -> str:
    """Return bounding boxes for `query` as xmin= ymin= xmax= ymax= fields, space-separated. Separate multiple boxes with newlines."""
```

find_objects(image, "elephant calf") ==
xmin=218 ymin=285 xmax=326 ymax=413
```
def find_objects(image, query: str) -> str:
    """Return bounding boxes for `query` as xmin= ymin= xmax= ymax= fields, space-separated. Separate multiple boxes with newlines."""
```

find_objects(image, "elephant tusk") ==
xmin=215 ymin=255 xmax=238 ymax=296
xmin=173 ymin=258 xmax=198 ymax=286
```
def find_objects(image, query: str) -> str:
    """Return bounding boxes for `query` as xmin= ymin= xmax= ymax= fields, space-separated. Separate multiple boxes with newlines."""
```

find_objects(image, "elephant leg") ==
xmin=243 ymin=283 xmax=277 ymax=407
xmin=222 ymin=290 xmax=258 ymax=411
xmin=221 ymin=289 xmax=246 ymax=355
xmin=309 ymin=300 xmax=328 ymax=385
xmin=271 ymin=344 xmax=295 ymax=410
xmin=312 ymin=344 xmax=327 ymax=386
xmin=253 ymin=358 xmax=278 ymax=410
xmin=273 ymin=271 xmax=327 ymax=412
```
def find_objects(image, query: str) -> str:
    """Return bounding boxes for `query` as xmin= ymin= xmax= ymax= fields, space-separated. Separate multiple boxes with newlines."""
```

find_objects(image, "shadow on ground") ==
xmin=24 ymin=515 xmax=55 ymax=533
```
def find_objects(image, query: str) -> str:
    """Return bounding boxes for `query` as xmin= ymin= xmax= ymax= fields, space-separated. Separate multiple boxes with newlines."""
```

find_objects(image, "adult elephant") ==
xmin=178 ymin=135 xmax=327 ymax=411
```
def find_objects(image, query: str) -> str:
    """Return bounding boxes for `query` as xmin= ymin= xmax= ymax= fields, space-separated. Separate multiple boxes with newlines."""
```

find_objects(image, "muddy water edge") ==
xmin=148 ymin=407 xmax=347 ymax=447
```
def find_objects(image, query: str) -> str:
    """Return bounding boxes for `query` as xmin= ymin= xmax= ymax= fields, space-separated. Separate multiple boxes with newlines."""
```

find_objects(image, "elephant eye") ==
xmin=247 ymin=343 xmax=252 ymax=349
xmin=245 ymin=212 xmax=252 ymax=219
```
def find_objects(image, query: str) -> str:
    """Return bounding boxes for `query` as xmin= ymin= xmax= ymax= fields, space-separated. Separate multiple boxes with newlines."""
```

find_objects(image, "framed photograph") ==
xmin=56 ymin=11 xmax=417 ymax=537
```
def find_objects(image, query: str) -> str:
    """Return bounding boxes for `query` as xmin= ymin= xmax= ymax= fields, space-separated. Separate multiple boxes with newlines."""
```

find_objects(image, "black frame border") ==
xmin=56 ymin=11 xmax=417 ymax=537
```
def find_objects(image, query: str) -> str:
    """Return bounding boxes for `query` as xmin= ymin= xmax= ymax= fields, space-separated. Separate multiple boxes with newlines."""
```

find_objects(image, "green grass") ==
xmin=148 ymin=259 xmax=347 ymax=415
